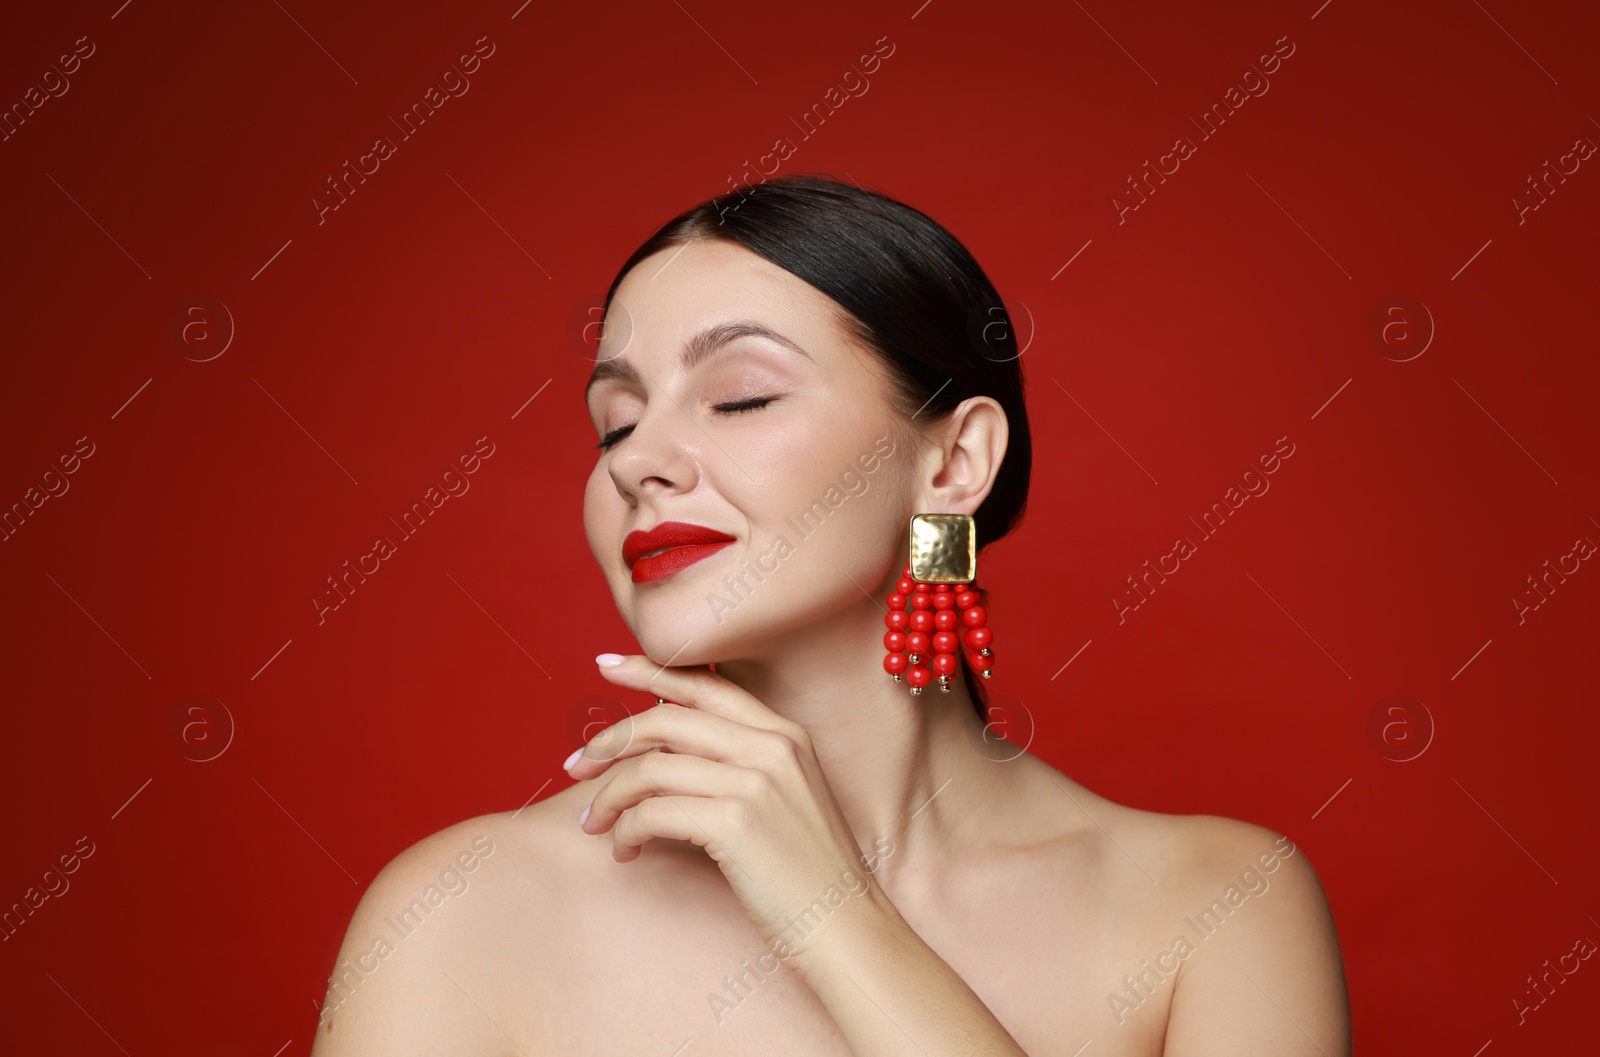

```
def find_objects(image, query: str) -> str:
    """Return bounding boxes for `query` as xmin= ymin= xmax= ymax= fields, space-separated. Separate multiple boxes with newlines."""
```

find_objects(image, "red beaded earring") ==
xmin=881 ymin=514 xmax=994 ymax=695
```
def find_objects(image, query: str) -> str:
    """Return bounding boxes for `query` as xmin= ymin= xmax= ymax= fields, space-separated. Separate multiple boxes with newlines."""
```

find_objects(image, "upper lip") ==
xmin=623 ymin=520 xmax=736 ymax=567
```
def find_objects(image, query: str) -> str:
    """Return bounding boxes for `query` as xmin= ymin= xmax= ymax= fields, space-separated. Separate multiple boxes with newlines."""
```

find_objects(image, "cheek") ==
xmin=763 ymin=449 xmax=902 ymax=567
xmin=743 ymin=412 xmax=822 ymax=478
xmin=778 ymin=400 xmax=868 ymax=475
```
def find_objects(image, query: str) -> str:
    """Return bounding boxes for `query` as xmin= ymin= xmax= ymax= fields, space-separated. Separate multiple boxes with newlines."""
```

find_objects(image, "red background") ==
xmin=2 ymin=1 xmax=1597 ymax=1052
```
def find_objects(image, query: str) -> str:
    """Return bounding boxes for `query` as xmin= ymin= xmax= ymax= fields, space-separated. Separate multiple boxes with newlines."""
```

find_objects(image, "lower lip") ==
xmin=630 ymin=540 xmax=735 ymax=584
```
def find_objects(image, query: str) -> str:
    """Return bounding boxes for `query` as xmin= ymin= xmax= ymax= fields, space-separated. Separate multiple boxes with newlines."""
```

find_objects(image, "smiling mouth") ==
xmin=629 ymin=541 xmax=735 ymax=584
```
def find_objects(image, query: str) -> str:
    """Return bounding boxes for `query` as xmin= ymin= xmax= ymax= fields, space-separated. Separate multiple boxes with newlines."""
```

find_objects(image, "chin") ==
xmin=634 ymin=631 xmax=721 ymax=670
xmin=615 ymin=546 xmax=841 ymax=667
xmin=613 ymin=587 xmax=717 ymax=668
xmin=628 ymin=597 xmax=770 ymax=670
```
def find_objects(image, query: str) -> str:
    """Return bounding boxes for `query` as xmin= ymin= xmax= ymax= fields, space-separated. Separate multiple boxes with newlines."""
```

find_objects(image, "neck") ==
xmin=711 ymin=586 xmax=1015 ymax=899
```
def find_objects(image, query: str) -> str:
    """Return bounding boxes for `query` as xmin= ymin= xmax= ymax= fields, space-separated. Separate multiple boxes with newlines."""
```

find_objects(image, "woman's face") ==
xmin=582 ymin=237 xmax=916 ymax=664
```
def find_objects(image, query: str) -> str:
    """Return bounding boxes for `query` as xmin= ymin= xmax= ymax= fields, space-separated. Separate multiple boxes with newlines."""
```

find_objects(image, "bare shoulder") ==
xmin=373 ymin=782 xmax=607 ymax=902
xmin=1142 ymin=810 xmax=1319 ymax=892
xmin=310 ymin=789 xmax=596 ymax=1057
xmin=1158 ymin=812 xmax=1351 ymax=1056
xmin=1019 ymin=759 xmax=1294 ymax=881
xmin=1062 ymin=786 xmax=1350 ymax=1057
xmin=348 ymin=792 xmax=582 ymax=920
xmin=1018 ymin=761 xmax=1350 ymax=1054
xmin=352 ymin=784 xmax=604 ymax=951
xmin=1019 ymin=759 xmax=1333 ymax=908
xmin=1142 ymin=810 xmax=1345 ymax=964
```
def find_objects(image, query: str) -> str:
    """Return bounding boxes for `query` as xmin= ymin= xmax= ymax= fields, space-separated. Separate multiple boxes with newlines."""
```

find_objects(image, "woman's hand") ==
xmin=567 ymin=652 xmax=889 ymax=960
xmin=570 ymin=654 xmax=1035 ymax=1057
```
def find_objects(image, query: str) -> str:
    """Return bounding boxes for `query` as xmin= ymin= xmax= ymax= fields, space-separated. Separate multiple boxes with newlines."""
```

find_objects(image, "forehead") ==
xmin=600 ymin=238 xmax=850 ymax=361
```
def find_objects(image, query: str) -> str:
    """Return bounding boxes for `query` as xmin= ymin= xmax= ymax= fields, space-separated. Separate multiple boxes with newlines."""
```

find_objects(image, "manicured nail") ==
xmin=578 ymin=803 xmax=591 ymax=827
xmin=596 ymin=653 xmax=626 ymax=667
xmin=563 ymin=747 xmax=584 ymax=770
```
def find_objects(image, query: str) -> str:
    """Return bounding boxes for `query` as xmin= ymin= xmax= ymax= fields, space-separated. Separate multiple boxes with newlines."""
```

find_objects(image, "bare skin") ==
xmin=311 ymin=751 xmax=1348 ymax=1056
xmin=310 ymin=236 xmax=1350 ymax=1055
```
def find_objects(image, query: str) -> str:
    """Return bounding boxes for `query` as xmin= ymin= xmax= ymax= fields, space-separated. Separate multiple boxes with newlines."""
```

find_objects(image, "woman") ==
xmin=311 ymin=175 xmax=1351 ymax=1056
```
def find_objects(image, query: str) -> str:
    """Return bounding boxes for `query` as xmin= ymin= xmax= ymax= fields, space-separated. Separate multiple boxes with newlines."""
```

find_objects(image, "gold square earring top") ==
xmin=908 ymin=513 xmax=976 ymax=583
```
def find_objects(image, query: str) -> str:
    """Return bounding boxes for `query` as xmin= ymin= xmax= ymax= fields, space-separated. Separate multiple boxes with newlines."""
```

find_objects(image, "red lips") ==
xmin=623 ymin=520 xmax=736 ymax=584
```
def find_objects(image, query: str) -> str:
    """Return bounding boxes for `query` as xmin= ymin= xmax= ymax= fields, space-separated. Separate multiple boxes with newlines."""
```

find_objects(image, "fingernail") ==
xmin=595 ymin=653 xmax=626 ymax=667
xmin=578 ymin=803 xmax=591 ymax=826
xmin=563 ymin=747 xmax=584 ymax=770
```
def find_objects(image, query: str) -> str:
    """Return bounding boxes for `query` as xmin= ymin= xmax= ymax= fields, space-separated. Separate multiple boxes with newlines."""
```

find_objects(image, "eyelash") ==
xmin=595 ymin=396 xmax=776 ymax=451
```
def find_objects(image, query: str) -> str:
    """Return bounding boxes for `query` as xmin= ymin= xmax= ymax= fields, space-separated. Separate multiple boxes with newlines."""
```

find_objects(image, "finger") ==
xmin=594 ymin=655 xmax=791 ymax=733
xmin=608 ymin=794 xmax=729 ymax=863
xmin=581 ymin=749 xmax=763 ymax=837
xmin=567 ymin=700 xmax=786 ymax=778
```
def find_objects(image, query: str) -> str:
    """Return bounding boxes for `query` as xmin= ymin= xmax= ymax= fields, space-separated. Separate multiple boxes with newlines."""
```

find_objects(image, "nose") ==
xmin=606 ymin=401 xmax=700 ymax=500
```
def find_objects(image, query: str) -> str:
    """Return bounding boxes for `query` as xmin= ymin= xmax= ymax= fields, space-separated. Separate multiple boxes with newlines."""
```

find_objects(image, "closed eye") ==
xmin=595 ymin=396 xmax=777 ymax=451
xmin=712 ymin=395 xmax=776 ymax=416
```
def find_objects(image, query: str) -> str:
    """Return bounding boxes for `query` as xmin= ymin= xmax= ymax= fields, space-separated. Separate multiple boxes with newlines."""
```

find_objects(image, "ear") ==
xmin=916 ymin=397 xmax=1008 ymax=514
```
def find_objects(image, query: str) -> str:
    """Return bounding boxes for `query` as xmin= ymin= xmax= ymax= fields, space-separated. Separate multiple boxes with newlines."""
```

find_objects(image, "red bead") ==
xmin=884 ymin=652 xmax=909 ymax=675
xmin=931 ymin=592 xmax=955 ymax=610
xmin=906 ymin=631 xmax=930 ymax=656
xmin=911 ymin=592 xmax=931 ymax=611
xmin=931 ymin=653 xmax=957 ymax=677
xmin=896 ymin=578 xmax=916 ymax=595
xmin=933 ymin=631 xmax=959 ymax=654
xmin=884 ymin=631 xmax=907 ymax=652
xmin=887 ymin=593 xmax=906 ymax=610
xmin=960 ymin=605 xmax=987 ymax=629
xmin=909 ymin=610 xmax=933 ymax=633
xmin=886 ymin=611 xmax=909 ymax=632
xmin=907 ymin=665 xmax=932 ymax=687
xmin=964 ymin=626 xmax=992 ymax=650
xmin=967 ymin=650 xmax=993 ymax=672
xmin=933 ymin=584 xmax=950 ymax=592
xmin=955 ymin=591 xmax=979 ymax=609
xmin=932 ymin=609 xmax=958 ymax=631
xmin=952 ymin=583 xmax=969 ymax=594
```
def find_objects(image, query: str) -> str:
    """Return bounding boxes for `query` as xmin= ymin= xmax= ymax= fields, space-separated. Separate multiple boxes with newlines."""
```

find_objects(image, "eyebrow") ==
xmin=583 ymin=319 xmax=813 ymax=401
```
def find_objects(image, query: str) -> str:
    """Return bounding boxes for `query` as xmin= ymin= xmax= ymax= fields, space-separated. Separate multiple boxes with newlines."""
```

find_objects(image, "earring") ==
xmin=881 ymin=514 xmax=994 ymax=696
